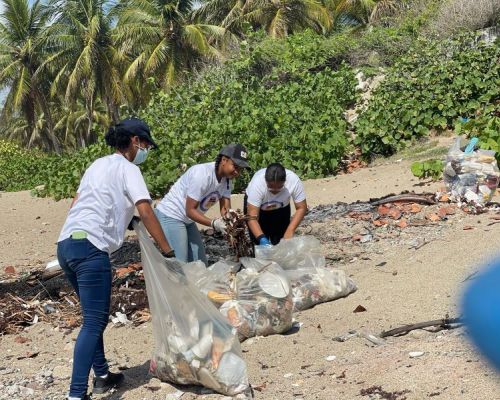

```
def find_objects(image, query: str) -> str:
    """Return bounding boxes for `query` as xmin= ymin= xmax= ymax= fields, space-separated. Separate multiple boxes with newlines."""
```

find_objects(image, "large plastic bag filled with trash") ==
xmin=135 ymin=223 xmax=249 ymax=396
xmin=443 ymin=137 xmax=500 ymax=208
xmin=255 ymin=236 xmax=357 ymax=312
xmin=183 ymin=259 xmax=294 ymax=341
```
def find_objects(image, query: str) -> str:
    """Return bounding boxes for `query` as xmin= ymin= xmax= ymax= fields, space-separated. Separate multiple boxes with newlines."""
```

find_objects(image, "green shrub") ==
xmin=455 ymin=103 xmax=500 ymax=162
xmin=0 ymin=140 xmax=55 ymax=192
xmin=35 ymin=141 xmax=110 ymax=200
xmin=410 ymin=159 xmax=444 ymax=180
xmin=354 ymin=33 xmax=500 ymax=158
xmin=141 ymin=66 xmax=357 ymax=197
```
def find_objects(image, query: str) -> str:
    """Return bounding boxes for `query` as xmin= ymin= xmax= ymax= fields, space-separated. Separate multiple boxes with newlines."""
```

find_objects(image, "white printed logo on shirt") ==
xmin=200 ymin=191 xmax=221 ymax=212
xmin=261 ymin=201 xmax=284 ymax=211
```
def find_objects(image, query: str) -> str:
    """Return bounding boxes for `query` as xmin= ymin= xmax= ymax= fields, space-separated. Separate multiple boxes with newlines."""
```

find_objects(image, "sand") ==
xmin=1 ymin=156 xmax=499 ymax=400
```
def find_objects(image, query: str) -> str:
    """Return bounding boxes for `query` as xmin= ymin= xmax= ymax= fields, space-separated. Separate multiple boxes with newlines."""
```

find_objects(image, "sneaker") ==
xmin=92 ymin=371 xmax=124 ymax=394
xmin=67 ymin=394 xmax=91 ymax=400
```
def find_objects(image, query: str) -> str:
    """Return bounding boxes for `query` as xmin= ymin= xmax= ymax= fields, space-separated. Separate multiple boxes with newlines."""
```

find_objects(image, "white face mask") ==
xmin=133 ymin=144 xmax=149 ymax=165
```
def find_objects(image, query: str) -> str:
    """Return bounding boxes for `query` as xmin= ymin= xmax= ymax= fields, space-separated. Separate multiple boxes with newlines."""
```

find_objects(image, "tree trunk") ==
xmin=37 ymin=91 xmax=61 ymax=154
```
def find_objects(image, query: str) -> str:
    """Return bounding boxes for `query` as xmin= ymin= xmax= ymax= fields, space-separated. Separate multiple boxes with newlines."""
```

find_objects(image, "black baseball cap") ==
xmin=116 ymin=117 xmax=158 ymax=149
xmin=219 ymin=143 xmax=250 ymax=168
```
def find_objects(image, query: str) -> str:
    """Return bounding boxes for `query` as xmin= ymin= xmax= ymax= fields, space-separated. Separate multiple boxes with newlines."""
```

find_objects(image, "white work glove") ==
xmin=211 ymin=218 xmax=227 ymax=235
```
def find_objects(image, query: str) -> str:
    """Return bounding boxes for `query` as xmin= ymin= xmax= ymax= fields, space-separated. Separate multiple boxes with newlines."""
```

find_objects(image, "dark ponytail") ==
xmin=214 ymin=154 xmax=223 ymax=172
xmin=265 ymin=163 xmax=286 ymax=183
xmin=104 ymin=124 xmax=132 ymax=150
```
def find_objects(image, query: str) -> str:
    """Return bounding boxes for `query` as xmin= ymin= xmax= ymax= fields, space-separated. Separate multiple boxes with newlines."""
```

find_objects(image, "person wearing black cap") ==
xmin=244 ymin=162 xmax=307 ymax=246
xmin=155 ymin=143 xmax=249 ymax=265
xmin=56 ymin=117 xmax=174 ymax=400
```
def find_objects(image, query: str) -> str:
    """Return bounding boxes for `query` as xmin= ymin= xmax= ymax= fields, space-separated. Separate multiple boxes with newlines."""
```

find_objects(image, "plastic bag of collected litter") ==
xmin=255 ymin=236 xmax=357 ymax=312
xmin=184 ymin=259 xmax=294 ymax=341
xmin=444 ymin=137 xmax=500 ymax=207
xmin=135 ymin=223 xmax=249 ymax=396
xmin=182 ymin=260 xmax=239 ymax=306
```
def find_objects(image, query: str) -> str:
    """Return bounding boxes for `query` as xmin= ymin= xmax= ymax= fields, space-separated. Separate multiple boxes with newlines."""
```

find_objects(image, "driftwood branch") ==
xmin=370 ymin=193 xmax=436 ymax=206
xmin=380 ymin=317 xmax=462 ymax=338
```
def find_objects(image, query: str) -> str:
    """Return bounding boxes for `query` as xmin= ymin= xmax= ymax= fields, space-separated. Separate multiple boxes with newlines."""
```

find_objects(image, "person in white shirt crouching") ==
xmin=155 ymin=143 xmax=250 ymax=265
xmin=244 ymin=162 xmax=308 ymax=246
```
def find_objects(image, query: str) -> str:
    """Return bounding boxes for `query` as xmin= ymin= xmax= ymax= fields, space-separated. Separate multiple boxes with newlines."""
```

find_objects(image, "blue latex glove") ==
xmin=258 ymin=236 xmax=272 ymax=246
xmin=462 ymin=259 xmax=500 ymax=371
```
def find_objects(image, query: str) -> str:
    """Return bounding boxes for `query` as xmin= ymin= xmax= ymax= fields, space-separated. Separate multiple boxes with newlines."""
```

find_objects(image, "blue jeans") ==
xmin=154 ymin=209 xmax=207 ymax=265
xmin=57 ymin=237 xmax=112 ymax=398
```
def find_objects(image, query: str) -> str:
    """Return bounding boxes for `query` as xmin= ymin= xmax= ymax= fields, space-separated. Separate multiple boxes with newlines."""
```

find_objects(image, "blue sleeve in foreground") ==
xmin=462 ymin=259 xmax=500 ymax=371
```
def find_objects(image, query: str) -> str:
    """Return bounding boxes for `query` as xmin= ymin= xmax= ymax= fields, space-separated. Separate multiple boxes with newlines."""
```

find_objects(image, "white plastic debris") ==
xmin=325 ymin=355 xmax=336 ymax=361
xmin=409 ymin=351 xmax=424 ymax=358
xmin=165 ymin=390 xmax=184 ymax=399
xmin=111 ymin=312 xmax=130 ymax=325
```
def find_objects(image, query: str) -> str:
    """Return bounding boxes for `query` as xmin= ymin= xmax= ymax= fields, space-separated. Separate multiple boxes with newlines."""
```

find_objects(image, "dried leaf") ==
xmin=397 ymin=218 xmax=408 ymax=228
xmin=14 ymin=336 xmax=30 ymax=344
xmin=373 ymin=219 xmax=389 ymax=227
xmin=348 ymin=212 xmax=373 ymax=221
xmin=463 ymin=225 xmax=474 ymax=230
xmin=4 ymin=266 xmax=16 ymax=275
xmin=353 ymin=305 xmax=367 ymax=313
xmin=377 ymin=205 xmax=391 ymax=216
xmin=426 ymin=213 xmax=440 ymax=222
xmin=127 ymin=263 xmax=142 ymax=271
xmin=410 ymin=204 xmax=423 ymax=213
xmin=387 ymin=208 xmax=402 ymax=220
xmin=438 ymin=193 xmax=450 ymax=202
xmin=115 ymin=267 xmax=133 ymax=278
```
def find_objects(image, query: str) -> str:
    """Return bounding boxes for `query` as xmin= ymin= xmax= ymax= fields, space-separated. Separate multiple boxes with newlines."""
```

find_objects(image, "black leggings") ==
xmin=244 ymin=194 xmax=291 ymax=245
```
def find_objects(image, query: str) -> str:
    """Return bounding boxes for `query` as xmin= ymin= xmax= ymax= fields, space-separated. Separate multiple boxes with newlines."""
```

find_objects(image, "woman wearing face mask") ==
xmin=57 ymin=117 xmax=174 ymax=400
xmin=155 ymin=143 xmax=249 ymax=265
xmin=244 ymin=162 xmax=307 ymax=246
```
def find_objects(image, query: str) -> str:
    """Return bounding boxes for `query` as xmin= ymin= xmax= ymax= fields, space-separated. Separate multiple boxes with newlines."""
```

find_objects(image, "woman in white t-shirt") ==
xmin=155 ymin=143 xmax=249 ymax=265
xmin=244 ymin=162 xmax=307 ymax=246
xmin=57 ymin=118 xmax=173 ymax=400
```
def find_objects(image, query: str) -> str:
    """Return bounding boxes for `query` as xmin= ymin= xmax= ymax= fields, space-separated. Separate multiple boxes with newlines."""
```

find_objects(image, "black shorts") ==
xmin=244 ymin=194 xmax=291 ymax=245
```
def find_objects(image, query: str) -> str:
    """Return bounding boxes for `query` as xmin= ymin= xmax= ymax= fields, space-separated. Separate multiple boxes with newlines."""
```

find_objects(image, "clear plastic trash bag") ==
xmin=444 ymin=136 xmax=499 ymax=207
xmin=183 ymin=258 xmax=294 ymax=341
xmin=255 ymin=236 xmax=357 ymax=311
xmin=135 ymin=222 xmax=249 ymax=396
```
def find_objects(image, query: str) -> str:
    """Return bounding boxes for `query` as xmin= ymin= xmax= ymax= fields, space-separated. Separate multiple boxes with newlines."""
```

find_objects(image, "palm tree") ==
xmin=195 ymin=0 xmax=332 ymax=37
xmin=193 ymin=0 xmax=246 ymax=34
xmin=42 ymin=0 xmax=123 ymax=148
xmin=244 ymin=0 xmax=332 ymax=37
xmin=114 ymin=0 xmax=229 ymax=91
xmin=328 ymin=0 xmax=407 ymax=26
xmin=0 ymin=0 xmax=60 ymax=152
xmin=53 ymin=97 xmax=111 ymax=149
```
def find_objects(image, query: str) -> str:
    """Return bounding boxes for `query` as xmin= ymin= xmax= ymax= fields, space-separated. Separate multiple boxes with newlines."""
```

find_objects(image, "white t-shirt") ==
xmin=246 ymin=168 xmax=306 ymax=211
xmin=58 ymin=154 xmax=151 ymax=254
xmin=156 ymin=162 xmax=232 ymax=223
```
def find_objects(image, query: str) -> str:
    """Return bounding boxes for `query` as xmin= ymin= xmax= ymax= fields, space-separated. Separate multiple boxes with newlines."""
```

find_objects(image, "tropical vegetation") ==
xmin=0 ymin=0 xmax=498 ymax=197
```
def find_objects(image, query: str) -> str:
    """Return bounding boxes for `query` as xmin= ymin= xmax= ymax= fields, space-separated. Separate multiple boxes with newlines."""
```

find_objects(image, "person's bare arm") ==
xmin=283 ymin=199 xmax=307 ymax=239
xmin=70 ymin=193 xmax=80 ymax=208
xmin=186 ymin=196 xmax=213 ymax=227
xmin=246 ymin=203 xmax=264 ymax=238
xmin=219 ymin=197 xmax=231 ymax=217
xmin=136 ymin=200 xmax=173 ymax=254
